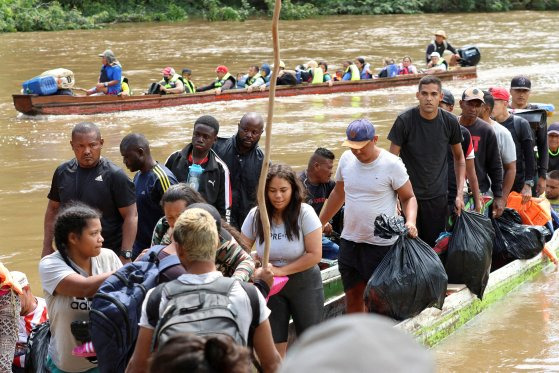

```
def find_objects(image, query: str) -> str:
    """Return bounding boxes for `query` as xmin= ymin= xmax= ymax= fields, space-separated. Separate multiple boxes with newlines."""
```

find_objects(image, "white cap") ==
xmin=10 ymin=271 xmax=29 ymax=288
xmin=430 ymin=52 xmax=441 ymax=58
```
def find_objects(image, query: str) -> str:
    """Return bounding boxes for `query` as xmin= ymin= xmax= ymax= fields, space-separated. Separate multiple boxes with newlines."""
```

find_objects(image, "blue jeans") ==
xmin=322 ymin=235 xmax=339 ymax=260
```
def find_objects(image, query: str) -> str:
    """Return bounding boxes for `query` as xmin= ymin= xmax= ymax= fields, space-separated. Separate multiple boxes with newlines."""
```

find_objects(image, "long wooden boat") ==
xmin=316 ymin=230 xmax=559 ymax=347
xmin=12 ymin=67 xmax=477 ymax=116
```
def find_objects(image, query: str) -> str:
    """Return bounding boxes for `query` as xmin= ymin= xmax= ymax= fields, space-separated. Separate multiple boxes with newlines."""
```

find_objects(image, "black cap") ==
xmin=182 ymin=68 xmax=192 ymax=75
xmin=510 ymin=75 xmax=531 ymax=90
xmin=441 ymin=89 xmax=455 ymax=105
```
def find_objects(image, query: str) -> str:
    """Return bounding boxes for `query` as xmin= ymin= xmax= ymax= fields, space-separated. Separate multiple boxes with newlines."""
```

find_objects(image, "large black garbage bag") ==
xmin=364 ymin=214 xmax=448 ymax=320
xmin=25 ymin=321 xmax=50 ymax=373
xmin=445 ymin=210 xmax=494 ymax=299
xmin=493 ymin=208 xmax=548 ymax=260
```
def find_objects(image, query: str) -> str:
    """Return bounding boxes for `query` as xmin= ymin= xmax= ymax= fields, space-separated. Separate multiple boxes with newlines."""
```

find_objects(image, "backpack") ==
xmin=146 ymin=276 xmax=261 ymax=351
xmin=89 ymin=245 xmax=180 ymax=373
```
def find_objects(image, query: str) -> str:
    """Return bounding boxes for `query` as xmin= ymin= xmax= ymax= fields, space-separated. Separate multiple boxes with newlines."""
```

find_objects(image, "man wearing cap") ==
xmin=165 ymin=115 xmax=231 ymax=219
xmin=490 ymin=86 xmax=536 ymax=203
xmin=320 ymin=118 xmax=418 ymax=313
xmin=157 ymin=67 xmax=184 ymax=94
xmin=87 ymin=49 xmax=122 ymax=96
xmin=479 ymin=90 xmax=517 ymax=203
xmin=181 ymin=68 xmax=196 ymax=94
xmin=425 ymin=52 xmax=447 ymax=73
xmin=197 ymin=65 xmax=237 ymax=95
xmin=509 ymin=75 xmax=548 ymax=196
xmin=459 ymin=87 xmax=504 ymax=217
xmin=425 ymin=30 xmax=459 ymax=65
xmin=388 ymin=75 xmax=465 ymax=247
xmin=213 ymin=112 xmax=264 ymax=229
xmin=11 ymin=271 xmax=48 ymax=373
xmin=547 ymin=123 xmax=559 ymax=172
xmin=439 ymin=89 xmax=482 ymax=213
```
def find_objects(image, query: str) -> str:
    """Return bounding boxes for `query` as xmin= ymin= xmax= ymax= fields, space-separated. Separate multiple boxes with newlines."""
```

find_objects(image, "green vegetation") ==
xmin=1 ymin=0 xmax=558 ymax=32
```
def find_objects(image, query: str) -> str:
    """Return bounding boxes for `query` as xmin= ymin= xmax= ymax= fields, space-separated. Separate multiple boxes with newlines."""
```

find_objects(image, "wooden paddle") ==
xmin=257 ymin=0 xmax=281 ymax=268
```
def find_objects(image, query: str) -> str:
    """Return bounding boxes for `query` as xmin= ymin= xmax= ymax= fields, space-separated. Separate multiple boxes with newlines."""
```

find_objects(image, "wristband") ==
xmin=104 ymin=82 xmax=108 ymax=87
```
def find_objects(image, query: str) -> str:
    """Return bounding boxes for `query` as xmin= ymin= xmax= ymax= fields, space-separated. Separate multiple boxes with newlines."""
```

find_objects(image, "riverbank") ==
xmin=1 ymin=0 xmax=557 ymax=32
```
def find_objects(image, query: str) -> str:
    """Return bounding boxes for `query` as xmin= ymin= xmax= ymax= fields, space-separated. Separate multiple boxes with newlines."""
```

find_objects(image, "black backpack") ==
xmin=146 ymin=276 xmax=261 ymax=351
xmin=90 ymin=245 xmax=180 ymax=373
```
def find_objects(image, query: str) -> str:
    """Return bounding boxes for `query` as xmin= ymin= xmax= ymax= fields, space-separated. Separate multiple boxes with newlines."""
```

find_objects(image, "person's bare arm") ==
xmin=253 ymin=319 xmax=281 ymax=373
xmin=319 ymin=181 xmax=345 ymax=227
xmin=389 ymin=143 xmax=401 ymax=156
xmin=451 ymin=143 xmax=466 ymax=214
xmin=465 ymin=158 xmax=481 ymax=212
xmin=42 ymin=199 xmax=60 ymax=257
xmin=119 ymin=204 xmax=138 ymax=256
xmin=54 ymin=272 xmax=114 ymax=298
xmin=162 ymin=79 xmax=184 ymax=94
xmin=502 ymin=161 xmax=516 ymax=199
xmin=125 ymin=327 xmax=153 ymax=373
xmin=396 ymin=181 xmax=418 ymax=238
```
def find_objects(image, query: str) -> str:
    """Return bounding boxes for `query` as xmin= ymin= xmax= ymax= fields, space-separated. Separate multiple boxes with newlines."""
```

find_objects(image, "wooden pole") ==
xmin=258 ymin=0 xmax=281 ymax=268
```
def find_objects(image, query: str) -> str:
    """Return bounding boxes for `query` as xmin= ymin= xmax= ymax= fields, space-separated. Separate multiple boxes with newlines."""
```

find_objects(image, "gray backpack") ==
xmin=146 ymin=276 xmax=259 ymax=350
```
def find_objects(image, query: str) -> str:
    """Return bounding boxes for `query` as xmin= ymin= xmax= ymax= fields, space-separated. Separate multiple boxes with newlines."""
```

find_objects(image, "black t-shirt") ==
xmin=499 ymin=115 xmax=535 ymax=192
xmin=48 ymin=157 xmax=136 ymax=252
xmin=299 ymin=170 xmax=335 ymax=216
xmin=549 ymin=151 xmax=559 ymax=172
xmin=448 ymin=126 xmax=473 ymax=204
xmin=462 ymin=118 xmax=503 ymax=197
xmin=388 ymin=107 xmax=463 ymax=200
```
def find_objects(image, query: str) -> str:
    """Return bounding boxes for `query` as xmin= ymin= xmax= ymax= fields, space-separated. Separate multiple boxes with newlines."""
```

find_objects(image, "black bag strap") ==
xmin=146 ymin=283 xmax=167 ymax=329
xmin=239 ymin=282 xmax=260 ymax=347
xmin=239 ymin=281 xmax=263 ymax=373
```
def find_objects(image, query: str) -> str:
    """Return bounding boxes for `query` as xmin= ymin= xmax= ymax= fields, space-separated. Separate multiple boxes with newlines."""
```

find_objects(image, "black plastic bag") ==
xmin=24 ymin=320 xmax=51 ymax=373
xmin=445 ymin=210 xmax=494 ymax=299
xmin=493 ymin=208 xmax=548 ymax=260
xmin=364 ymin=214 xmax=448 ymax=320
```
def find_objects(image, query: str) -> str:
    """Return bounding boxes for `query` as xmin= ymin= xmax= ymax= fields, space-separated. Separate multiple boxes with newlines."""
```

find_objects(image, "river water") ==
xmin=1 ymin=11 xmax=558 ymax=371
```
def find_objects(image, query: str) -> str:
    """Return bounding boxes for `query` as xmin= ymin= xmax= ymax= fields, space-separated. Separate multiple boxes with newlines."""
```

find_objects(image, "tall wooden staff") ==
xmin=258 ymin=0 xmax=282 ymax=268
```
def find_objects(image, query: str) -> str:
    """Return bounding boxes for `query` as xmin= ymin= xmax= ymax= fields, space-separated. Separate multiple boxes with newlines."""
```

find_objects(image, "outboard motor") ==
xmin=458 ymin=46 xmax=481 ymax=67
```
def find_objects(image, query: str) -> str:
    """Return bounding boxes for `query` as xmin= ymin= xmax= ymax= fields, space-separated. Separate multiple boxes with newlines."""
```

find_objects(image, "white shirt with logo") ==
xmin=39 ymin=249 xmax=121 ymax=372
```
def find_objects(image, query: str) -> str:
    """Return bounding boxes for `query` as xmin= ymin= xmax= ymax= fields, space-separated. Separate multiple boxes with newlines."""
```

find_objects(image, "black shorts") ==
xmin=338 ymin=238 xmax=392 ymax=291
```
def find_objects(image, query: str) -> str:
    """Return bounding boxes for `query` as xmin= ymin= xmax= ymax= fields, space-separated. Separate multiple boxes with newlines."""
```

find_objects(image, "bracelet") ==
xmin=104 ymin=82 xmax=108 ymax=87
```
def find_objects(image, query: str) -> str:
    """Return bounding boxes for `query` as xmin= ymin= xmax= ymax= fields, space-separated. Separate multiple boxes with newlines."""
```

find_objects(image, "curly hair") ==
xmin=53 ymin=202 xmax=101 ymax=271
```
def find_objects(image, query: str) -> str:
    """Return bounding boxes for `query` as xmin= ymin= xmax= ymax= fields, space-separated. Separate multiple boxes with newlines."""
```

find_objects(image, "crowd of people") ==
xmin=1 ymin=68 xmax=556 ymax=372
xmin=80 ymin=29 xmax=470 ymax=98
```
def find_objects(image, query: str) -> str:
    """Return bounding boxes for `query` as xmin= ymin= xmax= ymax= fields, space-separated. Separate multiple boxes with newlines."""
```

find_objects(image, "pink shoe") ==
xmin=72 ymin=341 xmax=96 ymax=357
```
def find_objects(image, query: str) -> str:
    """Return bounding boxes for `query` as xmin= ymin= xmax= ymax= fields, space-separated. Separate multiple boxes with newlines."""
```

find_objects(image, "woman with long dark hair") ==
xmin=241 ymin=164 xmax=324 ymax=357
xmin=39 ymin=202 xmax=121 ymax=372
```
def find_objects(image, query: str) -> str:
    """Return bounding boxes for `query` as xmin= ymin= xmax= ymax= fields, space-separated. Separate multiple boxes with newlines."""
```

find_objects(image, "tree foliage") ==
xmin=0 ymin=0 xmax=557 ymax=32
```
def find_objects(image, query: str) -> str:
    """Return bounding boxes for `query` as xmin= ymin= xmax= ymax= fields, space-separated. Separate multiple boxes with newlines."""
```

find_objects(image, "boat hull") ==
xmin=13 ymin=67 xmax=477 ymax=116
xmin=315 ymin=231 xmax=559 ymax=347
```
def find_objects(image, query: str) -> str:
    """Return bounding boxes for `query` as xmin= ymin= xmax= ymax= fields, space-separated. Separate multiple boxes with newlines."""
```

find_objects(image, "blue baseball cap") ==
xmin=342 ymin=119 xmax=376 ymax=149
xmin=548 ymin=122 xmax=559 ymax=135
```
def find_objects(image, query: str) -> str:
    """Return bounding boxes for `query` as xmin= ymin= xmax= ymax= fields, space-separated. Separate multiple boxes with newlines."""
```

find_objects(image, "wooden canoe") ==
xmin=12 ymin=67 xmax=477 ymax=116
xmin=315 ymin=230 xmax=559 ymax=347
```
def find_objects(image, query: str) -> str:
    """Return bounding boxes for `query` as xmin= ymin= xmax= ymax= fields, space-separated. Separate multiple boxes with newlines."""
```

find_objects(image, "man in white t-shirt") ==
xmin=126 ymin=208 xmax=280 ymax=373
xmin=480 ymin=90 xmax=517 ymax=200
xmin=320 ymin=119 xmax=418 ymax=313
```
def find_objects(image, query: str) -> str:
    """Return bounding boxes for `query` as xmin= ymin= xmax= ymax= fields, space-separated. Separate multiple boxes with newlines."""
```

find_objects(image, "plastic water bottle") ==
xmin=187 ymin=164 xmax=203 ymax=191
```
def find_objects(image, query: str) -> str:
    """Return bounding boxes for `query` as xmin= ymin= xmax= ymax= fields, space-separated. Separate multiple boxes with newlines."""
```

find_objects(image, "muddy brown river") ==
xmin=1 ymin=11 xmax=558 ymax=371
